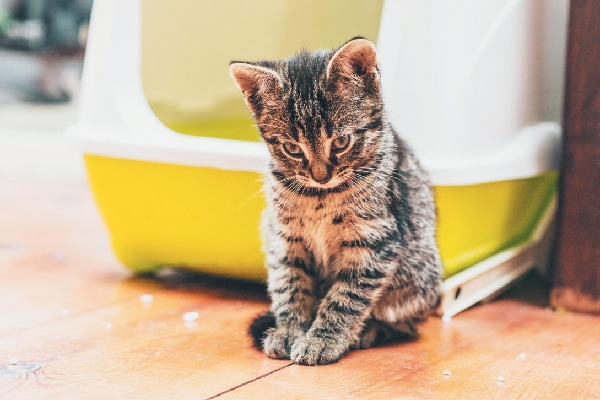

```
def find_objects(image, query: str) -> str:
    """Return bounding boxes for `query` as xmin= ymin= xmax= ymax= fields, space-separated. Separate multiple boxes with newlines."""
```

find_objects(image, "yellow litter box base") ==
xmin=84 ymin=154 xmax=557 ymax=280
xmin=435 ymin=171 xmax=557 ymax=276
xmin=84 ymin=155 xmax=266 ymax=281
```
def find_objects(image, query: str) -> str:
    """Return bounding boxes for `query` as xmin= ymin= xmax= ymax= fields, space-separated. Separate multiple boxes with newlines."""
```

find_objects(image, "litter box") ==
xmin=68 ymin=0 xmax=565 ymax=317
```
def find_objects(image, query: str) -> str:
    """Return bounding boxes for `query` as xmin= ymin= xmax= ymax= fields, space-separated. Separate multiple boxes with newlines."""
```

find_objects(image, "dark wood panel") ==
xmin=552 ymin=0 xmax=600 ymax=313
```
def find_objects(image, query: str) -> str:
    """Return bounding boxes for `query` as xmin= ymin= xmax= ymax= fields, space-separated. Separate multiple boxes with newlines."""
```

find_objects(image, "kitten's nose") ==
xmin=310 ymin=162 xmax=333 ymax=184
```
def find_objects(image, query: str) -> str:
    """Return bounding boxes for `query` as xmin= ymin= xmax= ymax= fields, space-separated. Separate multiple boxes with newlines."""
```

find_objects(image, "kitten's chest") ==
xmin=286 ymin=197 xmax=353 ymax=270
xmin=272 ymin=187 xmax=389 ymax=273
xmin=303 ymin=206 xmax=340 ymax=268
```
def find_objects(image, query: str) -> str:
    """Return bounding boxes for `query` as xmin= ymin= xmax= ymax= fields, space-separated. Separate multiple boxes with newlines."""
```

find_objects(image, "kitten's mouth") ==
xmin=294 ymin=176 xmax=353 ymax=196
xmin=309 ymin=178 xmax=343 ymax=189
xmin=278 ymin=172 xmax=357 ymax=196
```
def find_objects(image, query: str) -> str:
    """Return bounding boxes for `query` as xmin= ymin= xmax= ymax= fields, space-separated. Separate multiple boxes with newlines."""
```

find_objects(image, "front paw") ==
xmin=290 ymin=334 xmax=348 ymax=365
xmin=262 ymin=326 xmax=305 ymax=360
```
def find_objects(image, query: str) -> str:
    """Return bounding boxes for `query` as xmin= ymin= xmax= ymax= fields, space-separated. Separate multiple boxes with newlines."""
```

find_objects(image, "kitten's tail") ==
xmin=249 ymin=310 xmax=276 ymax=350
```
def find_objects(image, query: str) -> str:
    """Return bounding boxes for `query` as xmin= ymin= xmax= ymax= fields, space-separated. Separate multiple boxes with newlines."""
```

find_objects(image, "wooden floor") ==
xmin=1 ymin=178 xmax=599 ymax=400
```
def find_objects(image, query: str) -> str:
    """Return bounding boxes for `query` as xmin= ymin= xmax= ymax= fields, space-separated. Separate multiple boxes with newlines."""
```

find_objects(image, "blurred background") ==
xmin=0 ymin=0 xmax=91 ymax=178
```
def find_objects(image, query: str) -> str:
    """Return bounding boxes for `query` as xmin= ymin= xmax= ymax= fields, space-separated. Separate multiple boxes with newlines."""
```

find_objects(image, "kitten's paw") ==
xmin=351 ymin=320 xmax=395 ymax=349
xmin=351 ymin=320 xmax=420 ymax=350
xmin=352 ymin=323 xmax=381 ymax=350
xmin=262 ymin=327 xmax=304 ymax=360
xmin=290 ymin=335 xmax=347 ymax=366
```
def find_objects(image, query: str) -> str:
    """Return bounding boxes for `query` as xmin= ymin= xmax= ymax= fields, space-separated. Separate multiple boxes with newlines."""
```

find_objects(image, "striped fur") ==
xmin=230 ymin=38 xmax=442 ymax=365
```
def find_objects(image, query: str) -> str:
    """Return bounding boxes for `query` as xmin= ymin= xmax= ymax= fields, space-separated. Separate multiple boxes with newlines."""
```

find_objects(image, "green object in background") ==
xmin=0 ymin=8 xmax=11 ymax=30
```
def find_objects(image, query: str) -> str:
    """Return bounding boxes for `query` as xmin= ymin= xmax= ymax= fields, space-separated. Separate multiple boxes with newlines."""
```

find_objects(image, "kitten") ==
xmin=230 ymin=37 xmax=442 ymax=366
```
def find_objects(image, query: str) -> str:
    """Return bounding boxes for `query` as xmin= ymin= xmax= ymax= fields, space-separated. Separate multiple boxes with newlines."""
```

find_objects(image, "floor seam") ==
xmin=204 ymin=362 xmax=294 ymax=400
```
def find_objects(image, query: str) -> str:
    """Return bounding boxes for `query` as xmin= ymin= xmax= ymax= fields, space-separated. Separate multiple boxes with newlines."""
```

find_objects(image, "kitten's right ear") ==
xmin=326 ymin=38 xmax=380 ymax=96
xmin=229 ymin=62 xmax=283 ymax=117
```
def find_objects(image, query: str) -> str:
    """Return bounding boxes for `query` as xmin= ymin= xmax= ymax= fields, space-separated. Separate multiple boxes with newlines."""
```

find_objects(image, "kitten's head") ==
xmin=230 ymin=37 xmax=387 ymax=194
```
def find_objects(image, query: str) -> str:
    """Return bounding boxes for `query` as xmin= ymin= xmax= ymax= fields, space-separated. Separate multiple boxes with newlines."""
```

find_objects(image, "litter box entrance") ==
xmin=140 ymin=0 xmax=384 ymax=141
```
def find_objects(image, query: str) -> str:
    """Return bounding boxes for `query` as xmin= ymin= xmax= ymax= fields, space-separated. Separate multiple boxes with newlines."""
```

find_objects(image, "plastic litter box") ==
xmin=69 ymin=0 xmax=566 ymax=317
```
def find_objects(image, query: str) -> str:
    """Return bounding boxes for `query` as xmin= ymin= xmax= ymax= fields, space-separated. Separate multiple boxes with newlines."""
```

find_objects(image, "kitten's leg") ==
xmin=365 ymin=274 xmax=440 ymax=348
xmin=261 ymin=240 xmax=316 ymax=359
xmin=290 ymin=254 xmax=392 ymax=365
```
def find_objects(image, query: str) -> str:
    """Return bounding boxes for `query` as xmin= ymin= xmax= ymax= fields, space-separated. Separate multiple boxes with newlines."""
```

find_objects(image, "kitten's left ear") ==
xmin=326 ymin=37 xmax=380 ymax=90
xmin=230 ymin=62 xmax=283 ymax=118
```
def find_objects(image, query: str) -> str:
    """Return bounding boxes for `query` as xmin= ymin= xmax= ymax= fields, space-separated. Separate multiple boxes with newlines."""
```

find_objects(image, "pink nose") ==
xmin=310 ymin=163 xmax=332 ymax=184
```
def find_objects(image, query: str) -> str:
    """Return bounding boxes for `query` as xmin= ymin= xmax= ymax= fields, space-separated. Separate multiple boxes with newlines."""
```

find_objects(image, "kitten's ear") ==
xmin=230 ymin=62 xmax=283 ymax=117
xmin=326 ymin=37 xmax=380 ymax=92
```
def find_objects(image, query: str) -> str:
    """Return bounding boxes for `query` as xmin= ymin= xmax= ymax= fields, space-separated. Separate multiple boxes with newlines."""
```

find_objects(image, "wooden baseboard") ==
xmin=553 ymin=0 xmax=600 ymax=313
xmin=551 ymin=288 xmax=600 ymax=314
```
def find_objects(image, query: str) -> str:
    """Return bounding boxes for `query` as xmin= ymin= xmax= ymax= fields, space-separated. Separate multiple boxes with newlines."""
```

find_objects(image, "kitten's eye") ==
xmin=332 ymin=135 xmax=350 ymax=152
xmin=282 ymin=142 xmax=303 ymax=157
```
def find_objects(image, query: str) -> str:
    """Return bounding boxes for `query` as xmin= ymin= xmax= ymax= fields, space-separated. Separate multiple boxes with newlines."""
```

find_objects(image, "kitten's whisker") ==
xmin=240 ymin=187 xmax=265 ymax=209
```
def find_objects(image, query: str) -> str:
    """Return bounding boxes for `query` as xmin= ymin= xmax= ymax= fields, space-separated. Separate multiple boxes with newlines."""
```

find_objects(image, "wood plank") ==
xmin=219 ymin=301 xmax=600 ymax=399
xmin=0 ymin=179 xmax=130 ymax=335
xmin=0 ymin=275 xmax=287 ymax=400
xmin=0 ymin=179 xmax=288 ymax=399
xmin=552 ymin=0 xmax=600 ymax=312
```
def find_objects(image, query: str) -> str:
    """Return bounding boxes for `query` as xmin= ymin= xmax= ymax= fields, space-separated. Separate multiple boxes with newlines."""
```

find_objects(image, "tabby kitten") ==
xmin=230 ymin=37 xmax=442 ymax=366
